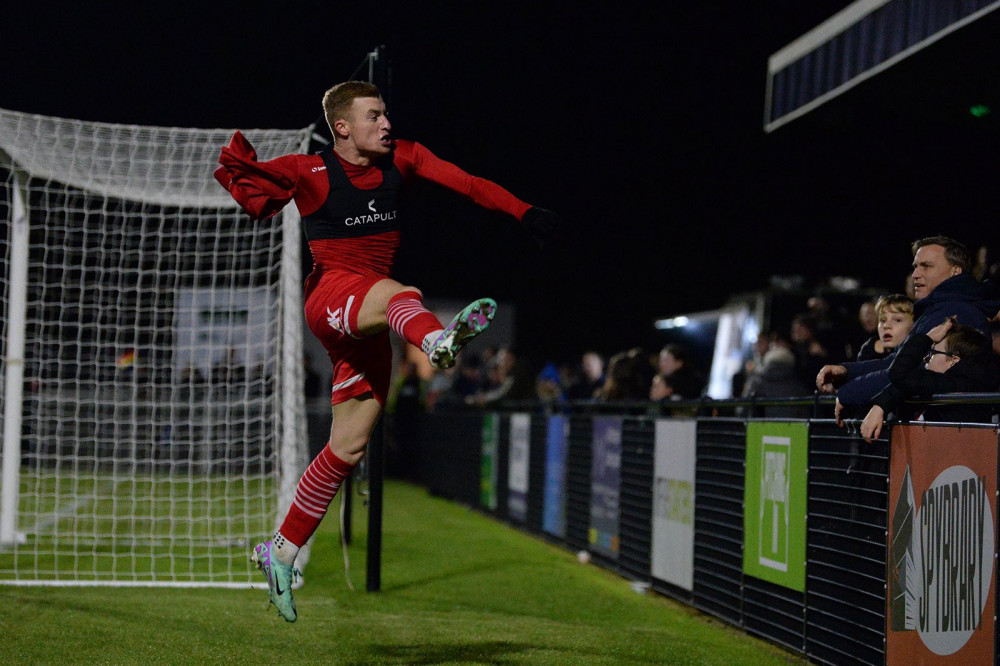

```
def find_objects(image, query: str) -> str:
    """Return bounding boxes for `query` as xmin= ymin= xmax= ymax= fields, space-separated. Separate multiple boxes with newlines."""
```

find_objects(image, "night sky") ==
xmin=4 ymin=2 xmax=998 ymax=363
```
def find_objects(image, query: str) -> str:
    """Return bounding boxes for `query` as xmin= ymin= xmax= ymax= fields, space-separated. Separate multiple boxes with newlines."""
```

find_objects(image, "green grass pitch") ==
xmin=0 ymin=479 xmax=804 ymax=664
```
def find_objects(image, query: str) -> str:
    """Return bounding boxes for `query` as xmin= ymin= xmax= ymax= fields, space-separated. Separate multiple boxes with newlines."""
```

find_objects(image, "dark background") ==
xmin=3 ymin=1 xmax=998 ymax=363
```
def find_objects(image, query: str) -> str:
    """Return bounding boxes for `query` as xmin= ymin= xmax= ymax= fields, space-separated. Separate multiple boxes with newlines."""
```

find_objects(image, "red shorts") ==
xmin=303 ymin=269 xmax=391 ymax=405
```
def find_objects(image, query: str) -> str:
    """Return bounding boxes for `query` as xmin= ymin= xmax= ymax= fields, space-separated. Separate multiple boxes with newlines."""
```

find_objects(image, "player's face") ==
xmin=911 ymin=244 xmax=959 ymax=299
xmin=346 ymin=97 xmax=392 ymax=157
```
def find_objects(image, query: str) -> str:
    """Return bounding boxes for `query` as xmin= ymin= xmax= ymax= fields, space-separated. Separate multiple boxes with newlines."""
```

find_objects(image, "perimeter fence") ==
xmin=393 ymin=394 xmax=1000 ymax=666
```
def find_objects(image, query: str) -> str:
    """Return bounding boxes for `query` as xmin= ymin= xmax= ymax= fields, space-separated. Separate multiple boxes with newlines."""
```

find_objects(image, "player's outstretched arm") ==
xmin=403 ymin=140 xmax=561 ymax=247
xmin=404 ymin=140 xmax=530 ymax=216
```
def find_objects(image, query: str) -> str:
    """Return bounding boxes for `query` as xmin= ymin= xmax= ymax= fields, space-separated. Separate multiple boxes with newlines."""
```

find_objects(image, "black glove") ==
xmin=522 ymin=207 xmax=561 ymax=248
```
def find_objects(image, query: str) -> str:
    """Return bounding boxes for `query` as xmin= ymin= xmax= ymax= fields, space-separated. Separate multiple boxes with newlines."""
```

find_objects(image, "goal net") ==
xmin=0 ymin=108 xmax=312 ymax=586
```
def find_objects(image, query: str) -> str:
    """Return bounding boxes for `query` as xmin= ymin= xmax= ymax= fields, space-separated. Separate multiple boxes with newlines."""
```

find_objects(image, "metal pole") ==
xmin=365 ymin=418 xmax=383 ymax=592
xmin=367 ymin=47 xmax=377 ymax=84
xmin=1 ymin=174 xmax=29 ymax=546
xmin=341 ymin=473 xmax=352 ymax=545
xmin=362 ymin=44 xmax=388 ymax=593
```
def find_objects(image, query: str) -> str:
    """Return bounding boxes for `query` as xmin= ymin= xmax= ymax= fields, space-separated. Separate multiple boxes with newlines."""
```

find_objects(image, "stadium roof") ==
xmin=765 ymin=0 xmax=1000 ymax=132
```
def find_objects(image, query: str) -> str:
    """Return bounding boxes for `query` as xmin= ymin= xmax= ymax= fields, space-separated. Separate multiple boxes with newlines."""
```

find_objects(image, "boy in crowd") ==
xmin=856 ymin=294 xmax=914 ymax=361
xmin=859 ymin=317 xmax=1000 ymax=442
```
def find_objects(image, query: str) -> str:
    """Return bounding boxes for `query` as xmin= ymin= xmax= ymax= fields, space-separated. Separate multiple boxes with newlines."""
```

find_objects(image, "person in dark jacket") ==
xmin=819 ymin=236 xmax=1000 ymax=416
xmin=858 ymin=317 xmax=1000 ymax=442
xmin=657 ymin=344 xmax=706 ymax=399
xmin=741 ymin=346 xmax=811 ymax=418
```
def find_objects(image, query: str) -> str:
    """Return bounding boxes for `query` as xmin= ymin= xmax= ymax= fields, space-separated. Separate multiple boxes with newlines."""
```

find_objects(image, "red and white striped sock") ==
xmin=276 ymin=444 xmax=355 ymax=560
xmin=385 ymin=290 xmax=444 ymax=352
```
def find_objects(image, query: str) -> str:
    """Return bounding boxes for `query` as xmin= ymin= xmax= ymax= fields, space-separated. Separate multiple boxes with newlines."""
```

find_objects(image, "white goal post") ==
xmin=0 ymin=108 xmax=312 ymax=586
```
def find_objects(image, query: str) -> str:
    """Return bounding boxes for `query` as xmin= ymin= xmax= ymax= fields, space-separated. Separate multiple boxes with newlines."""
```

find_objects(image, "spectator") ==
xmin=566 ymin=351 xmax=605 ymax=400
xmin=856 ymin=294 xmax=914 ymax=361
xmin=385 ymin=360 xmax=426 ymax=467
xmin=806 ymin=295 xmax=848 ymax=361
xmin=535 ymin=362 xmax=565 ymax=404
xmin=649 ymin=372 xmax=677 ymax=402
xmin=790 ymin=313 xmax=828 ymax=388
xmin=649 ymin=372 xmax=698 ymax=416
xmin=599 ymin=348 xmax=652 ymax=401
xmin=741 ymin=346 xmax=811 ymax=418
xmin=972 ymin=245 xmax=990 ymax=281
xmin=853 ymin=300 xmax=878 ymax=359
xmin=858 ymin=300 xmax=878 ymax=338
xmin=446 ymin=352 xmax=484 ymax=404
xmin=732 ymin=332 xmax=772 ymax=397
xmin=858 ymin=318 xmax=1000 ymax=442
xmin=424 ymin=366 xmax=455 ymax=412
xmin=657 ymin=344 xmax=705 ymax=399
xmin=818 ymin=236 xmax=1000 ymax=407
xmin=386 ymin=359 xmax=425 ymax=416
xmin=466 ymin=348 xmax=534 ymax=406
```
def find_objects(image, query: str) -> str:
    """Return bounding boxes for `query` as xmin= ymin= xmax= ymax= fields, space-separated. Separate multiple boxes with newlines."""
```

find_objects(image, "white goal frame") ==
xmin=0 ymin=108 xmax=311 ymax=586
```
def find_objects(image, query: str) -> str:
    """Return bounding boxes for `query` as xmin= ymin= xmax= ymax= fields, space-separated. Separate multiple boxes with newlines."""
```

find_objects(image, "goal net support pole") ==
xmin=1 ymin=171 xmax=28 ymax=546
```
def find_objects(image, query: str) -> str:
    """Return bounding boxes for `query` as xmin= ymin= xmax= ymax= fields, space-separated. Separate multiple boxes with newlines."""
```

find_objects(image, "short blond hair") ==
xmin=322 ymin=81 xmax=382 ymax=133
xmin=874 ymin=294 xmax=914 ymax=320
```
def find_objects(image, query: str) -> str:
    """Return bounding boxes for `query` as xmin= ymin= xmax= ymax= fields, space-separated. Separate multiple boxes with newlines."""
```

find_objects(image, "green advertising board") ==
xmin=743 ymin=421 xmax=808 ymax=592
xmin=480 ymin=412 xmax=499 ymax=510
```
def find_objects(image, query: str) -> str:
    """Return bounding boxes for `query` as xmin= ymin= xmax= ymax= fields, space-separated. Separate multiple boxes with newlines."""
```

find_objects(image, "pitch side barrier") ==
xmin=398 ymin=394 xmax=1000 ymax=665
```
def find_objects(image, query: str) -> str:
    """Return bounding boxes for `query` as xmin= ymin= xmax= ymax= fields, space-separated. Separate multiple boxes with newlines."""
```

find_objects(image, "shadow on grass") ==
xmin=347 ymin=640 xmax=533 ymax=665
xmin=352 ymin=639 xmax=669 ymax=666
xmin=379 ymin=557 xmax=524 ymax=593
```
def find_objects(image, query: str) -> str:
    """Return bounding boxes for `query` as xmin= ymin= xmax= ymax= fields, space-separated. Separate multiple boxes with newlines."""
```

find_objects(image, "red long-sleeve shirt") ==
xmin=215 ymin=132 xmax=531 ymax=276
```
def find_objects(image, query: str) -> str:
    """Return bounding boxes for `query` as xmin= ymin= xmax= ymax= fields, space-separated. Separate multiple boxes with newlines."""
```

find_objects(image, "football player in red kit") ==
xmin=215 ymin=81 xmax=557 ymax=621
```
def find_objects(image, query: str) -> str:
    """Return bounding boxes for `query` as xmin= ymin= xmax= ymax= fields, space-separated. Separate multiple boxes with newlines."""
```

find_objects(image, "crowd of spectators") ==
xmin=385 ymin=342 xmax=710 ymax=415
xmin=383 ymin=236 xmax=1000 ymax=434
